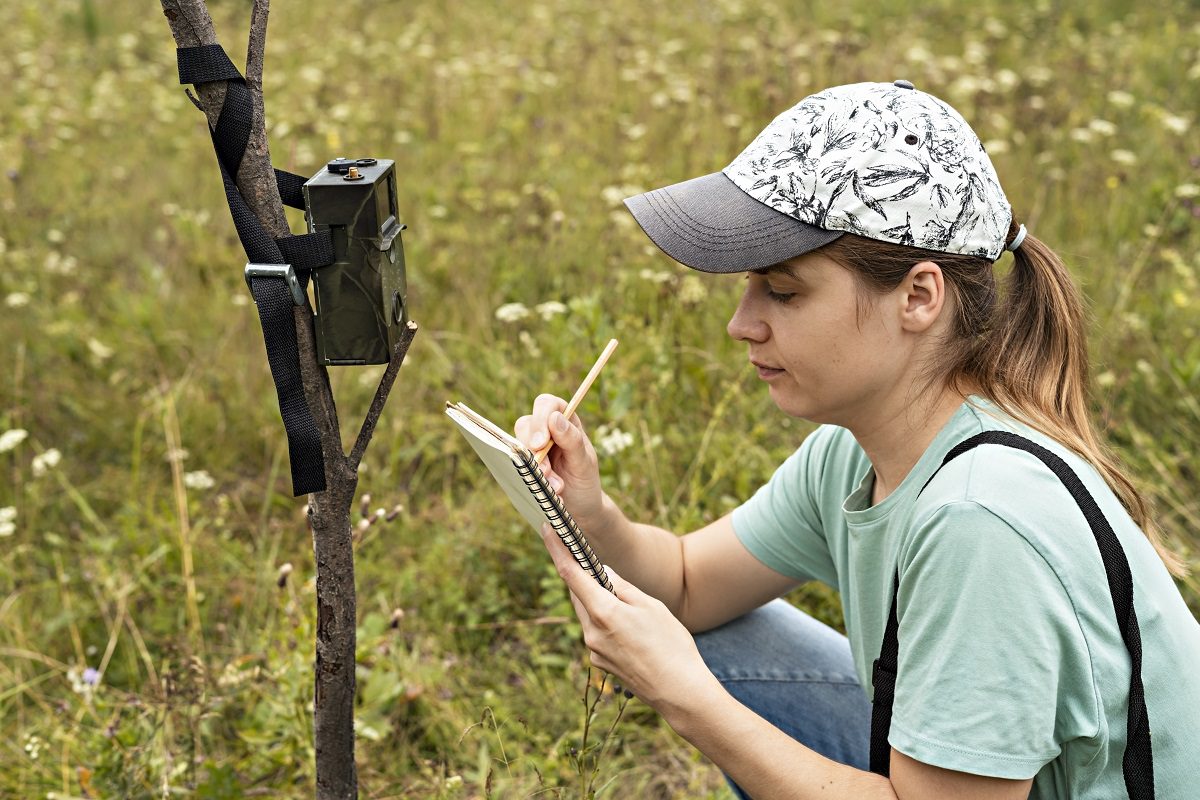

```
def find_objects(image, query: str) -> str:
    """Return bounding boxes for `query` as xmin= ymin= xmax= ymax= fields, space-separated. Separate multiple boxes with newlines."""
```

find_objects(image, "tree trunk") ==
xmin=160 ymin=2 xmax=420 ymax=797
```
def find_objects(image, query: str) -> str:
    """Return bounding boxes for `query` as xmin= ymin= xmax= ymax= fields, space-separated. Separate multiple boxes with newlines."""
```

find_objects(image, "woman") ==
xmin=515 ymin=81 xmax=1200 ymax=799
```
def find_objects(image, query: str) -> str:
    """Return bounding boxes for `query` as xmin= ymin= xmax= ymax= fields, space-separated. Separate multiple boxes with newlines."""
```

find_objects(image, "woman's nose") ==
xmin=727 ymin=288 xmax=768 ymax=343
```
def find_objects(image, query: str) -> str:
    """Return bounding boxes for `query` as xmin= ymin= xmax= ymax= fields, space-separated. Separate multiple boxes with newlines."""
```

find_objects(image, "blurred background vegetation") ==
xmin=1 ymin=0 xmax=1197 ymax=796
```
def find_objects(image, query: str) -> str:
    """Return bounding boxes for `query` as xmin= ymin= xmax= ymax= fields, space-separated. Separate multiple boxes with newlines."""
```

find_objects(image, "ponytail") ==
xmin=822 ymin=229 xmax=1189 ymax=578
xmin=973 ymin=224 xmax=1188 ymax=577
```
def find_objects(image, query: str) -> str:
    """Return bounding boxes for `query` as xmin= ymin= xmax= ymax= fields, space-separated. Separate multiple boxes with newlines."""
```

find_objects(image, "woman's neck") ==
xmin=853 ymin=386 xmax=971 ymax=505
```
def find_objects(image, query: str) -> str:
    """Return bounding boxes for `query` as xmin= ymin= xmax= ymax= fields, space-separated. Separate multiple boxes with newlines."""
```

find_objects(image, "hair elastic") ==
xmin=1007 ymin=223 xmax=1028 ymax=252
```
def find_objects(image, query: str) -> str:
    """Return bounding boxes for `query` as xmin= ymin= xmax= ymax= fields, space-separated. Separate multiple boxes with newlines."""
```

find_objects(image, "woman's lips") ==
xmin=752 ymin=361 xmax=785 ymax=380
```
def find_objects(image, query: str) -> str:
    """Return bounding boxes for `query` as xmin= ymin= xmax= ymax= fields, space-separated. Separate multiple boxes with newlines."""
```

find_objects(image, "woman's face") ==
xmin=726 ymin=251 xmax=922 ymax=427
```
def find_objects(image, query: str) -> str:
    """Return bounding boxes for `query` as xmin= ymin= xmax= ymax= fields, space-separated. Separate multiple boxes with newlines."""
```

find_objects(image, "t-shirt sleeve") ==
xmin=889 ymin=500 xmax=1097 ymax=779
xmin=730 ymin=426 xmax=840 ymax=588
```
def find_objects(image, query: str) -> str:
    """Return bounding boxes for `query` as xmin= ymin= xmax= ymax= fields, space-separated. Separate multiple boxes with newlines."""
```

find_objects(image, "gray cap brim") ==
xmin=623 ymin=172 xmax=841 ymax=274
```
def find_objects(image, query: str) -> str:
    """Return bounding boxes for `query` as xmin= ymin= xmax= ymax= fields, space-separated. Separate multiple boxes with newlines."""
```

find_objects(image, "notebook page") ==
xmin=445 ymin=406 xmax=549 ymax=532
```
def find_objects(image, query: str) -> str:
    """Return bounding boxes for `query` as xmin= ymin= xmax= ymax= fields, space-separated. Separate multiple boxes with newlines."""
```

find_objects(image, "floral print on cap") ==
xmin=723 ymin=82 xmax=1013 ymax=260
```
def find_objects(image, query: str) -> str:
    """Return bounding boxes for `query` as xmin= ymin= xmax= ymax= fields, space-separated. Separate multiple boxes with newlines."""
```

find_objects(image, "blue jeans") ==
xmin=693 ymin=599 xmax=871 ymax=799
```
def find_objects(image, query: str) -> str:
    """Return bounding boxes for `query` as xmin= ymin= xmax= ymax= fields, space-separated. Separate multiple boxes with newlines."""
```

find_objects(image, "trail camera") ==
xmin=302 ymin=157 xmax=408 ymax=365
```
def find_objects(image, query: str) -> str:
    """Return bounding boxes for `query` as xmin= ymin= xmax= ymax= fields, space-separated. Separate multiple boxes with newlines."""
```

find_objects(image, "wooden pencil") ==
xmin=533 ymin=338 xmax=618 ymax=465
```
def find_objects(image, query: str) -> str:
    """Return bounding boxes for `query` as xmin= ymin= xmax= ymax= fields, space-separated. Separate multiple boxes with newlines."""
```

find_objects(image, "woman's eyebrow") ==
xmin=751 ymin=263 xmax=801 ymax=279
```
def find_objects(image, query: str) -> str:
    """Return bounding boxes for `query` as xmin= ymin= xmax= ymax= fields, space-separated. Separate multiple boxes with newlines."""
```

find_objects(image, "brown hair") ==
xmin=821 ymin=224 xmax=1188 ymax=577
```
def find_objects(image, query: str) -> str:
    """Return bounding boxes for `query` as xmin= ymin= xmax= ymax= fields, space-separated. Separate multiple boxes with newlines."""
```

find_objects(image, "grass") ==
xmin=1 ymin=0 xmax=1198 ymax=796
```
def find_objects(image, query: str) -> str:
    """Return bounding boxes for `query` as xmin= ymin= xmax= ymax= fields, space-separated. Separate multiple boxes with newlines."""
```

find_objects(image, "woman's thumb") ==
xmin=549 ymin=411 xmax=579 ymax=450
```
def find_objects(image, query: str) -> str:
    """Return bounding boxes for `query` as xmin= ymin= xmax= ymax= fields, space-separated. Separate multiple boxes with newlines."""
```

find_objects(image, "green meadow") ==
xmin=1 ymin=0 xmax=1198 ymax=796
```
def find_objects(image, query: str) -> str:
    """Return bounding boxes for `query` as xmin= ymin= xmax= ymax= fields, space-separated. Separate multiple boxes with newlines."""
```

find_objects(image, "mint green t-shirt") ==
xmin=731 ymin=397 xmax=1200 ymax=798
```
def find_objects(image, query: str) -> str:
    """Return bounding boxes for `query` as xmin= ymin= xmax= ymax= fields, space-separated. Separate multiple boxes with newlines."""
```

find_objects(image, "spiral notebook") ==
xmin=445 ymin=401 xmax=613 ymax=592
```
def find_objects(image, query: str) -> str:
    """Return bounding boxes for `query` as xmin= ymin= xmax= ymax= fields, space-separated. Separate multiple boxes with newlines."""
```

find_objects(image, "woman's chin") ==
xmin=765 ymin=384 xmax=818 ymax=421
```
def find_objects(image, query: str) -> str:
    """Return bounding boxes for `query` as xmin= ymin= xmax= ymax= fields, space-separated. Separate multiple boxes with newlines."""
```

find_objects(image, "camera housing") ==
xmin=302 ymin=158 xmax=408 ymax=366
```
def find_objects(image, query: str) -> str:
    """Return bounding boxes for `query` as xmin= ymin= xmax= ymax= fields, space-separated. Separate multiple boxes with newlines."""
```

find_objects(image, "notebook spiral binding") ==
xmin=516 ymin=452 xmax=614 ymax=593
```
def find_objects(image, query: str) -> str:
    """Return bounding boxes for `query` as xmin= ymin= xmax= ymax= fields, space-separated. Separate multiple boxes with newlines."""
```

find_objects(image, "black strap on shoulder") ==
xmin=869 ymin=431 xmax=1153 ymax=799
xmin=869 ymin=571 xmax=900 ymax=776
xmin=177 ymin=44 xmax=333 ymax=496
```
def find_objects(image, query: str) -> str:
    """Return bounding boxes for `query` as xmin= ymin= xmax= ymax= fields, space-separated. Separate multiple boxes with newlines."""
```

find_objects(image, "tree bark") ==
xmin=159 ymin=3 xmax=419 ymax=797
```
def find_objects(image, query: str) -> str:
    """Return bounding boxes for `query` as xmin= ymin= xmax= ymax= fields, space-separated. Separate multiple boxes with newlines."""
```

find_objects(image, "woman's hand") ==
xmin=540 ymin=523 xmax=720 ymax=717
xmin=515 ymin=394 xmax=607 ymax=529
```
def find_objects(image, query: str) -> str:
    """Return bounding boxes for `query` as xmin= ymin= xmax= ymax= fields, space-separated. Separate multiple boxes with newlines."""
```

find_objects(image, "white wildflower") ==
xmin=1174 ymin=183 xmax=1200 ymax=199
xmin=1160 ymin=114 xmax=1189 ymax=135
xmin=0 ymin=429 xmax=28 ymax=453
xmin=1026 ymin=66 xmax=1054 ymax=86
xmin=1107 ymin=90 xmax=1135 ymax=108
xmin=983 ymin=17 xmax=1008 ymax=37
xmin=994 ymin=69 xmax=1019 ymax=91
xmin=535 ymin=301 xmax=568 ymax=320
xmin=638 ymin=268 xmax=673 ymax=284
xmin=1069 ymin=128 xmax=1094 ymax=143
xmin=1109 ymin=149 xmax=1138 ymax=166
xmin=87 ymin=338 xmax=114 ymax=360
xmin=428 ymin=205 xmax=448 ymax=219
xmin=679 ymin=275 xmax=708 ymax=305
xmin=165 ymin=447 xmax=189 ymax=464
xmin=600 ymin=184 xmax=644 ymax=207
xmin=982 ymin=139 xmax=1010 ymax=155
xmin=905 ymin=44 xmax=932 ymax=62
xmin=46 ymin=229 xmax=65 ymax=244
xmin=0 ymin=506 xmax=15 ymax=538
xmin=43 ymin=252 xmax=78 ymax=275
xmin=1088 ymin=119 xmax=1117 ymax=137
xmin=595 ymin=425 xmax=634 ymax=457
xmin=23 ymin=733 xmax=41 ymax=760
xmin=4 ymin=292 xmax=30 ymax=308
xmin=623 ymin=124 xmax=646 ymax=140
xmin=183 ymin=470 xmax=215 ymax=490
xmin=494 ymin=302 xmax=530 ymax=323
xmin=31 ymin=448 xmax=61 ymax=477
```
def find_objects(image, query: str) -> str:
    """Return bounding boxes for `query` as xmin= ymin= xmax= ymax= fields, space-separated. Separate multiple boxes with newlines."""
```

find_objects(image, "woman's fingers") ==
xmin=542 ymin=524 xmax=616 ymax=609
xmin=529 ymin=394 xmax=566 ymax=450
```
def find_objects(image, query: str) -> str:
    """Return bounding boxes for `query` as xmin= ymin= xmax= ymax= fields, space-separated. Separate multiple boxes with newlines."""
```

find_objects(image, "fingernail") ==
xmin=553 ymin=413 xmax=568 ymax=433
xmin=531 ymin=431 xmax=547 ymax=449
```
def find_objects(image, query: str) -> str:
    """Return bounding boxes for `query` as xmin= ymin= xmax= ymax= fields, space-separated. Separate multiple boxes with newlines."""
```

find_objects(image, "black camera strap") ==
xmin=869 ymin=431 xmax=1153 ymax=799
xmin=177 ymin=44 xmax=334 ymax=496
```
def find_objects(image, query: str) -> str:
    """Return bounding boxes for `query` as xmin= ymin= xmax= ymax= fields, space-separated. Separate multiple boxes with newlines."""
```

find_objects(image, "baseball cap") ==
xmin=624 ymin=80 xmax=1013 ymax=272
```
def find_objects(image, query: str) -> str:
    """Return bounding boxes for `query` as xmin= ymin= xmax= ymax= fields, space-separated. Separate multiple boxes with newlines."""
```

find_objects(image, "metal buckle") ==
xmin=244 ymin=263 xmax=306 ymax=306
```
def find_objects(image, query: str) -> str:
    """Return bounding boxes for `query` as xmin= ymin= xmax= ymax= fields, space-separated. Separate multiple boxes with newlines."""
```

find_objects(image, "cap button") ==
xmin=893 ymin=79 xmax=915 ymax=90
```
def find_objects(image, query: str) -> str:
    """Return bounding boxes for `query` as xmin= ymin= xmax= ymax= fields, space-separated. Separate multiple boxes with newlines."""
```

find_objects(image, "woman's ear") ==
xmin=900 ymin=261 xmax=946 ymax=333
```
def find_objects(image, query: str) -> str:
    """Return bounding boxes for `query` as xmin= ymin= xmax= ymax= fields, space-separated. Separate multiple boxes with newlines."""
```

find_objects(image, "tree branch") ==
xmin=349 ymin=321 xmax=419 ymax=470
xmin=246 ymin=0 xmax=270 ymax=90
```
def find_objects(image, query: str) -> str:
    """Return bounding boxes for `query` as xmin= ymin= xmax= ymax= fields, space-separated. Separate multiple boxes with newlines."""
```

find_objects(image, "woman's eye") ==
xmin=766 ymin=287 xmax=796 ymax=303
